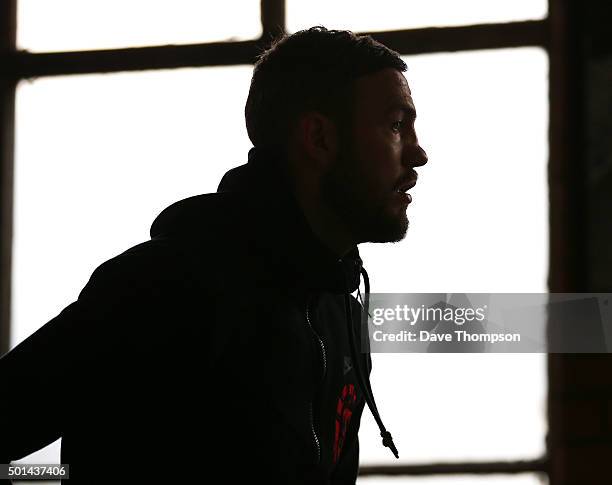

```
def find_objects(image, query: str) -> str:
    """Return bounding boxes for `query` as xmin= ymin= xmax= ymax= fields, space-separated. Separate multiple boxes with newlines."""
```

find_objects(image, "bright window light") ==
xmin=12 ymin=46 xmax=547 ymax=480
xmin=359 ymin=474 xmax=548 ymax=484
xmin=12 ymin=65 xmax=254 ymax=476
xmin=358 ymin=48 xmax=548 ymax=465
xmin=17 ymin=0 xmax=261 ymax=53
xmin=288 ymin=0 xmax=547 ymax=33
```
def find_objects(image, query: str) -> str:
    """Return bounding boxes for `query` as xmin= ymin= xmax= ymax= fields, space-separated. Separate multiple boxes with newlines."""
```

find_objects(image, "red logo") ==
xmin=333 ymin=383 xmax=357 ymax=463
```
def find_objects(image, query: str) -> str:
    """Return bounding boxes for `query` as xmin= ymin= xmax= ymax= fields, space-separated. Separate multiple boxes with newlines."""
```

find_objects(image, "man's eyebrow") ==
xmin=385 ymin=102 xmax=417 ymax=119
xmin=387 ymin=102 xmax=416 ymax=120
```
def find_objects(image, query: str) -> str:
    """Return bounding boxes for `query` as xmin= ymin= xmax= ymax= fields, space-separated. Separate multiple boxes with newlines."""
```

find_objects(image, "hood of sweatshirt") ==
xmin=149 ymin=146 xmax=398 ymax=458
xmin=150 ymin=148 xmax=362 ymax=294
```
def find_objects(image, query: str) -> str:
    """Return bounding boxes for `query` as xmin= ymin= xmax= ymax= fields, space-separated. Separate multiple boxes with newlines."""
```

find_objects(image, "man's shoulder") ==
xmin=150 ymin=192 xmax=248 ymax=241
xmin=81 ymin=192 xmax=260 ymax=302
xmin=78 ymin=236 xmax=190 ymax=302
xmin=105 ymin=193 xmax=254 ymax=286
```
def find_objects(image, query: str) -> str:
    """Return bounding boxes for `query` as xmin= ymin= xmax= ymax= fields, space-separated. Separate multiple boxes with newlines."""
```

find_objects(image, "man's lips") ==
xmin=395 ymin=175 xmax=418 ymax=193
xmin=394 ymin=191 xmax=412 ymax=204
xmin=394 ymin=174 xmax=418 ymax=205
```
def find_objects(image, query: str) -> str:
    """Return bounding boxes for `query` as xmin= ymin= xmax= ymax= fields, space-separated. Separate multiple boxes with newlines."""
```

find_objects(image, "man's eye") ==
xmin=391 ymin=120 xmax=404 ymax=133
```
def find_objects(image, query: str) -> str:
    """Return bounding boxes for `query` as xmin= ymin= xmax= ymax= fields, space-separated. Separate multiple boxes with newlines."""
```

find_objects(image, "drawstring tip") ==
xmin=381 ymin=430 xmax=399 ymax=459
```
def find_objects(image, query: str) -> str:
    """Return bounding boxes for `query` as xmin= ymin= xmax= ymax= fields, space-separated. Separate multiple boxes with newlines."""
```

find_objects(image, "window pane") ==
xmin=17 ymin=0 xmax=261 ymax=53
xmin=13 ymin=66 xmax=253 ymax=347
xmin=358 ymin=48 xmax=548 ymax=464
xmin=288 ymin=0 xmax=547 ymax=33
xmin=13 ymin=65 xmax=253 ymax=472
xmin=359 ymin=474 xmax=548 ymax=485
xmin=13 ymin=49 xmax=548 ymax=470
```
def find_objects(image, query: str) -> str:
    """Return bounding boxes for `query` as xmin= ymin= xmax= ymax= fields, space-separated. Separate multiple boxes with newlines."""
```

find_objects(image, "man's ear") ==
xmin=296 ymin=111 xmax=339 ymax=168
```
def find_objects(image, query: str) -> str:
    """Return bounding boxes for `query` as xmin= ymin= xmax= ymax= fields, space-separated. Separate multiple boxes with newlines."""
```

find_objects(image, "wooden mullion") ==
xmin=0 ymin=20 xmax=546 ymax=79
xmin=359 ymin=457 xmax=548 ymax=476
xmin=0 ymin=0 xmax=17 ymax=355
xmin=260 ymin=0 xmax=285 ymax=41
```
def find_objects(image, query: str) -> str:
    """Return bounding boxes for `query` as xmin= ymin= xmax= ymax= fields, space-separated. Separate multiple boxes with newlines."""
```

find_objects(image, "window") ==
xmin=287 ymin=0 xmax=547 ymax=33
xmin=17 ymin=0 xmax=261 ymax=52
xmin=359 ymin=48 xmax=548 ymax=466
xmin=13 ymin=66 xmax=253 ymax=346
xmin=2 ymin=1 xmax=550 ymax=482
xmin=359 ymin=476 xmax=545 ymax=484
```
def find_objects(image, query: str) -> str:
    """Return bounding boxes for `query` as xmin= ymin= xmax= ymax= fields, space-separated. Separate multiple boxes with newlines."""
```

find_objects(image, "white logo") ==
xmin=343 ymin=356 xmax=353 ymax=375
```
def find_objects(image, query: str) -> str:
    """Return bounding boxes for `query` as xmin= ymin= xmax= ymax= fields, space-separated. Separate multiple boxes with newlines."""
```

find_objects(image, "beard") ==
xmin=320 ymin=145 xmax=409 ymax=244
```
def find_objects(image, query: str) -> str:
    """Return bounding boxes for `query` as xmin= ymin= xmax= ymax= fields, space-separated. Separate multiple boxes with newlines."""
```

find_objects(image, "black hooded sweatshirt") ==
xmin=0 ymin=147 xmax=396 ymax=484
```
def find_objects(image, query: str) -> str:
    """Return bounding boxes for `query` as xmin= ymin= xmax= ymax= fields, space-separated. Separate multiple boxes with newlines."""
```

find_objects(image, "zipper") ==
xmin=308 ymin=402 xmax=321 ymax=465
xmin=306 ymin=295 xmax=327 ymax=381
xmin=306 ymin=293 xmax=326 ymax=464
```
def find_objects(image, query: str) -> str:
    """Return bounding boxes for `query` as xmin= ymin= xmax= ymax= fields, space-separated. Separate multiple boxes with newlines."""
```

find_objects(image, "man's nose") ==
xmin=414 ymin=145 xmax=428 ymax=167
xmin=404 ymin=144 xmax=428 ymax=168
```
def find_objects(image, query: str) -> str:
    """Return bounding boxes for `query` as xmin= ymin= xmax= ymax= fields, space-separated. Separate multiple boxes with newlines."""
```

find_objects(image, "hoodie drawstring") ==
xmin=343 ymin=265 xmax=399 ymax=459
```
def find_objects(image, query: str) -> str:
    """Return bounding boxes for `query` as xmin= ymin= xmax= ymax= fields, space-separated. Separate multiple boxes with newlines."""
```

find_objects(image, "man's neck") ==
xmin=290 ymin=179 xmax=355 ymax=258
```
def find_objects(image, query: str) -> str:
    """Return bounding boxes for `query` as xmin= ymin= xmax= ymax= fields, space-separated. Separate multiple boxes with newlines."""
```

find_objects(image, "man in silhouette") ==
xmin=0 ymin=26 xmax=427 ymax=483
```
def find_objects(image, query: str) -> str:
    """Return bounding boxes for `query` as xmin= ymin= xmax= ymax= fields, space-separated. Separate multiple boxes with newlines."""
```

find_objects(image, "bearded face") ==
xmin=320 ymin=142 xmax=410 ymax=244
xmin=320 ymin=68 xmax=427 ymax=245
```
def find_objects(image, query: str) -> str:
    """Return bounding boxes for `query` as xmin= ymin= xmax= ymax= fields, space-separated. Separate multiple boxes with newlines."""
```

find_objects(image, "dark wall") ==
xmin=585 ymin=3 xmax=612 ymax=292
xmin=549 ymin=2 xmax=612 ymax=484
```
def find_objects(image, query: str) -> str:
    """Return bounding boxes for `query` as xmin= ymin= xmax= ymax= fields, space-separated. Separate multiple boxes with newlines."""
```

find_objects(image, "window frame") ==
xmin=0 ymin=0 xmax=580 ymax=481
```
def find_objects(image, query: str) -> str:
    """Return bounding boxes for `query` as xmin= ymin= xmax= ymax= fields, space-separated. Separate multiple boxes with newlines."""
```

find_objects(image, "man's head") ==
xmin=245 ymin=26 xmax=428 ymax=252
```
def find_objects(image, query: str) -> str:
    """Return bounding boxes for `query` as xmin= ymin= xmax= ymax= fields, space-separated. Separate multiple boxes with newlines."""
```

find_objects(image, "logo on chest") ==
xmin=332 ymin=383 xmax=357 ymax=463
xmin=343 ymin=356 xmax=353 ymax=375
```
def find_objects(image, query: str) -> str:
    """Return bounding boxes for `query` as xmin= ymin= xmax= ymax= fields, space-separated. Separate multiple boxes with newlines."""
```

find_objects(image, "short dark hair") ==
xmin=245 ymin=26 xmax=407 ymax=151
